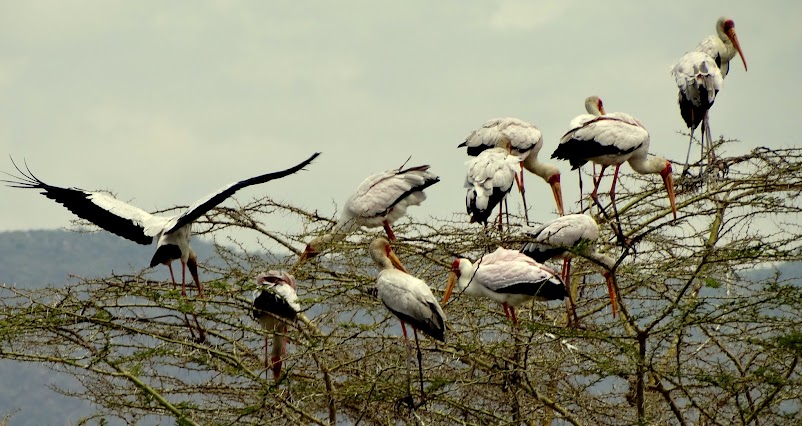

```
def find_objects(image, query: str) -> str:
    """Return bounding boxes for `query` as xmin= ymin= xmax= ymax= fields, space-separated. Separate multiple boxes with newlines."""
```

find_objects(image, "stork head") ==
xmin=256 ymin=270 xmax=297 ymax=289
xmin=584 ymin=96 xmax=605 ymax=116
xmin=369 ymin=237 xmax=408 ymax=272
xmin=660 ymin=161 xmax=677 ymax=220
xmin=718 ymin=17 xmax=747 ymax=71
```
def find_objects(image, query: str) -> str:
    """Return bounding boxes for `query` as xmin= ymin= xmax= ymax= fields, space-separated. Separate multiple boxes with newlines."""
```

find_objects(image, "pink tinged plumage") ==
xmin=442 ymin=247 xmax=567 ymax=326
xmin=298 ymin=165 xmax=439 ymax=264
xmin=520 ymin=214 xmax=618 ymax=319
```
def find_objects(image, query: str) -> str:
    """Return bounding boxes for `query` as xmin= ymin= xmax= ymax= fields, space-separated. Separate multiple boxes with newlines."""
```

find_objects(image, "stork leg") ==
xmin=167 ymin=262 xmax=178 ymax=291
xmin=382 ymin=220 xmax=396 ymax=241
xmin=497 ymin=201 xmax=504 ymax=234
xmin=562 ymin=257 xmax=579 ymax=327
xmin=265 ymin=336 xmax=270 ymax=370
xmin=578 ymin=169 xmax=584 ymax=211
xmin=682 ymin=127 xmax=695 ymax=176
xmin=400 ymin=321 xmax=414 ymax=405
xmin=608 ymin=164 xmax=629 ymax=248
xmin=413 ymin=329 xmax=425 ymax=401
xmin=271 ymin=333 xmax=287 ymax=381
xmin=515 ymin=163 xmax=530 ymax=224
xmin=187 ymin=256 xmax=203 ymax=298
xmin=509 ymin=306 xmax=519 ymax=326
xmin=502 ymin=303 xmax=511 ymax=321
xmin=179 ymin=260 xmax=187 ymax=296
xmin=704 ymin=112 xmax=715 ymax=181
xmin=604 ymin=272 xmax=617 ymax=318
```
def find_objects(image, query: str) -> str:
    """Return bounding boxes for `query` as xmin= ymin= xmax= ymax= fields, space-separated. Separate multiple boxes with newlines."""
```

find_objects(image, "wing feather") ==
xmin=2 ymin=160 xmax=158 ymax=244
xmin=165 ymin=152 xmax=320 ymax=233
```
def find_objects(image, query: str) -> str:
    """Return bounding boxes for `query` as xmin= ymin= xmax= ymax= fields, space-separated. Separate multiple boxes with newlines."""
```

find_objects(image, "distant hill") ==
xmin=0 ymin=229 xmax=221 ymax=425
xmin=0 ymin=229 xmax=219 ymax=288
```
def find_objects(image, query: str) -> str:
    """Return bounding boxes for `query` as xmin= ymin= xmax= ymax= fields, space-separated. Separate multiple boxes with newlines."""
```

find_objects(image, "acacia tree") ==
xmin=1 ymin=139 xmax=801 ymax=425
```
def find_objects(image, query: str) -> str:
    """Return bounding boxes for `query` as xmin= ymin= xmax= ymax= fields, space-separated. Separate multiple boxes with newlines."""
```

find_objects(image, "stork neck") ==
xmin=522 ymin=155 xmax=559 ymax=181
xmin=628 ymin=154 xmax=666 ymax=175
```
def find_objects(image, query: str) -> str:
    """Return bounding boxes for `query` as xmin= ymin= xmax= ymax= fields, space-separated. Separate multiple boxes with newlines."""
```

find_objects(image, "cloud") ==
xmin=485 ymin=0 xmax=574 ymax=32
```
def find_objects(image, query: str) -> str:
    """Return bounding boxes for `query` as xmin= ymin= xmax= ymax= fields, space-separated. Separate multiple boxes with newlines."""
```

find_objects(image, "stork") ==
xmin=252 ymin=271 xmax=299 ymax=381
xmin=369 ymin=237 xmax=445 ymax=402
xmin=520 ymin=214 xmax=617 ymax=319
xmin=465 ymin=145 xmax=520 ymax=230
xmin=460 ymin=118 xmax=564 ymax=217
xmin=298 ymin=164 xmax=439 ymax=264
xmin=442 ymin=247 xmax=566 ymax=326
xmin=551 ymin=106 xmax=677 ymax=228
xmin=3 ymin=153 xmax=320 ymax=297
xmin=672 ymin=17 xmax=747 ymax=172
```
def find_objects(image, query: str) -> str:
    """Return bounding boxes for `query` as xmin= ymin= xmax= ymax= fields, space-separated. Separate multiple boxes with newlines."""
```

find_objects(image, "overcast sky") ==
xmin=1 ymin=1 xmax=798 ymax=254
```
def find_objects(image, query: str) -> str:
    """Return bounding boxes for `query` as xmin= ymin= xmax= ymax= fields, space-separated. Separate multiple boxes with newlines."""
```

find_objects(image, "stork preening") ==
xmin=3 ymin=153 xmax=320 ymax=297
xmin=369 ymin=237 xmax=445 ymax=403
xmin=461 ymin=118 xmax=564 ymax=218
xmin=252 ymin=271 xmax=300 ymax=381
xmin=520 ymin=214 xmax=617 ymax=319
xmin=442 ymin=247 xmax=566 ymax=326
xmin=465 ymin=145 xmax=520 ymax=230
xmin=672 ymin=17 xmax=747 ymax=172
xmin=551 ymin=105 xmax=677 ymax=229
xmin=298 ymin=163 xmax=439 ymax=264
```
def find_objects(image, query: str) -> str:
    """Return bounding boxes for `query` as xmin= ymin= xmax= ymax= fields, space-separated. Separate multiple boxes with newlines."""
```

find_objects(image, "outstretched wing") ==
xmin=2 ymin=159 xmax=161 ymax=245
xmin=164 ymin=152 xmax=321 ymax=234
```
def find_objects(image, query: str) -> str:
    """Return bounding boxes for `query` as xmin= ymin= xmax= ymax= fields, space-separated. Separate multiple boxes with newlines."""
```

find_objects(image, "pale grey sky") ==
xmin=1 ymin=1 xmax=798 ymax=253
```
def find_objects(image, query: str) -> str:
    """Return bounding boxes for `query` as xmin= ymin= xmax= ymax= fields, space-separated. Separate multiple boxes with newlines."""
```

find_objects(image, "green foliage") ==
xmin=1 ymin=141 xmax=802 ymax=425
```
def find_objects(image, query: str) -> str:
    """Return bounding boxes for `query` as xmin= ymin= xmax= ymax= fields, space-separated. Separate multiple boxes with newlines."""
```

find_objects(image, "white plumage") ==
xmin=3 ymin=153 xmax=320 ymax=296
xmin=552 ymin=98 xmax=677 ymax=220
xmin=369 ymin=238 xmax=445 ymax=341
xmin=461 ymin=117 xmax=542 ymax=159
xmin=461 ymin=118 xmax=564 ymax=216
xmin=672 ymin=17 xmax=747 ymax=169
xmin=465 ymin=147 xmax=520 ymax=225
xmin=520 ymin=214 xmax=617 ymax=319
xmin=442 ymin=247 xmax=567 ymax=325
xmin=299 ymin=164 xmax=439 ymax=262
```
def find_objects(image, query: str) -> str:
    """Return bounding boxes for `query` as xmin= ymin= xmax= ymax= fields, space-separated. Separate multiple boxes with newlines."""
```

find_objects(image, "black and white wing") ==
xmin=346 ymin=164 xmax=440 ymax=219
xmin=2 ymin=159 xmax=166 ymax=245
xmin=521 ymin=214 xmax=599 ymax=263
xmin=164 ymin=152 xmax=321 ymax=234
xmin=377 ymin=269 xmax=446 ymax=341
xmin=671 ymin=51 xmax=724 ymax=130
xmin=552 ymin=115 xmax=649 ymax=169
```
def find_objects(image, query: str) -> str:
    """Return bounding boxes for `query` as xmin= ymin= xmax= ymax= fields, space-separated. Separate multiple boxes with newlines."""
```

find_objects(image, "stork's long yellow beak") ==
xmin=442 ymin=272 xmax=457 ymax=305
xmin=549 ymin=175 xmax=564 ymax=216
xmin=726 ymin=27 xmax=747 ymax=72
xmin=387 ymin=248 xmax=409 ymax=273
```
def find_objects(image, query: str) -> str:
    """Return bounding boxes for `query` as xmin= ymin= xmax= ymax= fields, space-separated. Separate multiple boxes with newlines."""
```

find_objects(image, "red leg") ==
xmin=605 ymin=272 xmax=617 ymax=318
xmin=383 ymin=220 xmax=396 ymax=241
xmin=167 ymin=263 xmax=177 ymax=290
xmin=510 ymin=306 xmax=519 ymax=326
xmin=591 ymin=165 xmax=608 ymax=202
xmin=271 ymin=335 xmax=287 ymax=380
xmin=180 ymin=260 xmax=187 ymax=296
xmin=400 ymin=320 xmax=409 ymax=342
xmin=502 ymin=303 xmax=511 ymax=320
